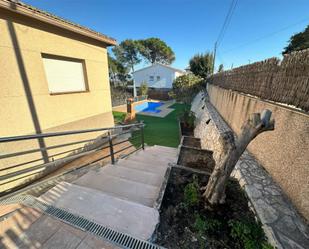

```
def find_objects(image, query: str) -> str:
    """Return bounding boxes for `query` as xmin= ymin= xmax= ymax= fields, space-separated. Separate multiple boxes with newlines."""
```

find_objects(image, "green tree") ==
xmin=108 ymin=53 xmax=130 ymax=86
xmin=218 ymin=64 xmax=224 ymax=72
xmin=139 ymin=81 xmax=149 ymax=96
xmin=283 ymin=24 xmax=309 ymax=54
xmin=189 ymin=52 xmax=214 ymax=79
xmin=112 ymin=39 xmax=141 ymax=96
xmin=169 ymin=74 xmax=203 ymax=104
xmin=138 ymin=38 xmax=175 ymax=65
xmin=112 ymin=39 xmax=141 ymax=72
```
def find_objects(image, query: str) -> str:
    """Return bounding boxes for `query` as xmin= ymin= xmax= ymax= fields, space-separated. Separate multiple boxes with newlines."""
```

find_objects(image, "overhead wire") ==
xmin=213 ymin=0 xmax=238 ymax=71
xmin=221 ymin=17 xmax=309 ymax=54
xmin=216 ymin=0 xmax=238 ymax=48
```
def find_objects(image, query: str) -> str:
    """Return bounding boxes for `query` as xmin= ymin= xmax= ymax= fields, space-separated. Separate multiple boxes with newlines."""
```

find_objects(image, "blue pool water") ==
xmin=134 ymin=101 xmax=163 ymax=113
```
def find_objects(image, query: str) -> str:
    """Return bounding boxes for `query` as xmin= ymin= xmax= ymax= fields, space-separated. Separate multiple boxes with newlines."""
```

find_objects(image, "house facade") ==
xmin=133 ymin=63 xmax=185 ymax=89
xmin=0 ymin=0 xmax=116 ymax=193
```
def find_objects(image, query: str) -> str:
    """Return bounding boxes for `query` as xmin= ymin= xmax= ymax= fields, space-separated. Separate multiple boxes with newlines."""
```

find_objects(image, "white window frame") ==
xmin=42 ymin=54 xmax=88 ymax=95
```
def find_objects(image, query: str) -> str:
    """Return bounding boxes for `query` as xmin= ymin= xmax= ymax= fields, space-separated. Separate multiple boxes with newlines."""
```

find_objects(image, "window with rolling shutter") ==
xmin=42 ymin=54 xmax=88 ymax=94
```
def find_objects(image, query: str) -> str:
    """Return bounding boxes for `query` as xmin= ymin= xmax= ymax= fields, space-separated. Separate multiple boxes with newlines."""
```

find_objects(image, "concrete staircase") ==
xmin=38 ymin=145 xmax=178 ymax=241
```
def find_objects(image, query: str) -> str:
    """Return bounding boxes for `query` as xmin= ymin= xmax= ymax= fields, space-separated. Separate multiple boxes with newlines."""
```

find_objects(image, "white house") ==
xmin=133 ymin=63 xmax=185 ymax=89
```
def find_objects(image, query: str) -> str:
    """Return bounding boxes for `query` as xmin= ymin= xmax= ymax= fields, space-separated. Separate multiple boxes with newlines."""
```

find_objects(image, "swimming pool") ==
xmin=134 ymin=101 xmax=163 ymax=113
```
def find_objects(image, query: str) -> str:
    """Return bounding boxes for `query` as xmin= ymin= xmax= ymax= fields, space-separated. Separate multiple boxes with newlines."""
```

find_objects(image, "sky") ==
xmin=24 ymin=0 xmax=309 ymax=71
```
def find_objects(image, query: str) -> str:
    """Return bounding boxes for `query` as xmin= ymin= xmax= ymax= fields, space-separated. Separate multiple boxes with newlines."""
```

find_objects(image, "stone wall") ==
xmin=206 ymin=84 xmax=309 ymax=222
xmin=191 ymin=92 xmax=309 ymax=248
xmin=192 ymin=91 xmax=231 ymax=165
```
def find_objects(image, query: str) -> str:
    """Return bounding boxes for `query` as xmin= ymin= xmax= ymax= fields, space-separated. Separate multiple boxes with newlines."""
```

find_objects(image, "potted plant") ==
xmin=178 ymin=108 xmax=196 ymax=137
xmin=139 ymin=81 xmax=149 ymax=100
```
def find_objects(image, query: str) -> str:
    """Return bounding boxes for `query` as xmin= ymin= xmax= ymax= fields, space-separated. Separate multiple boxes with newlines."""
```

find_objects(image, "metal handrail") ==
xmin=0 ymin=122 xmax=143 ymax=143
xmin=0 ymin=143 xmax=111 ymax=182
xmin=0 ymin=121 xmax=146 ymax=196
xmin=0 ymin=121 xmax=145 ymax=170
xmin=0 ymin=138 xmax=96 ymax=160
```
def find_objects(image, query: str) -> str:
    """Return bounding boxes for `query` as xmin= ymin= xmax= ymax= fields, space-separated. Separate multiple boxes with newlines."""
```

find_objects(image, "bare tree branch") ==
xmin=203 ymin=109 xmax=275 ymax=205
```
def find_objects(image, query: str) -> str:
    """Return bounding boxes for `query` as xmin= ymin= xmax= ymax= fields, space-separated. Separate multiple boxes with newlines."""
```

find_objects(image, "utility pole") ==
xmin=133 ymin=78 xmax=137 ymax=97
xmin=212 ymin=41 xmax=217 ymax=74
xmin=132 ymin=65 xmax=137 ymax=97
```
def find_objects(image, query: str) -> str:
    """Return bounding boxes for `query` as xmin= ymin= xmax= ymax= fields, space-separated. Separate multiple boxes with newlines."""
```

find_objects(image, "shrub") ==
xmin=184 ymin=175 xmax=200 ymax=207
xmin=193 ymin=214 xmax=221 ymax=248
xmin=178 ymin=107 xmax=196 ymax=128
xmin=228 ymin=219 xmax=274 ymax=249
xmin=169 ymin=74 xmax=203 ymax=104
xmin=194 ymin=214 xmax=222 ymax=234
xmin=139 ymin=81 xmax=149 ymax=96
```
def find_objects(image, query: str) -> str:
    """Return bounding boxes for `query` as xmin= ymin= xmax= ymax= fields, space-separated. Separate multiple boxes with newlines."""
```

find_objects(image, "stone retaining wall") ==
xmin=191 ymin=92 xmax=309 ymax=249
xmin=192 ymin=91 xmax=231 ymax=165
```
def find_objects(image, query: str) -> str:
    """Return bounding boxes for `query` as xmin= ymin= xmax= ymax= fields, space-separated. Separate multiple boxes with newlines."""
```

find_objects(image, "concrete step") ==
xmin=137 ymin=149 xmax=177 ymax=159
xmin=144 ymin=145 xmax=177 ymax=152
xmin=139 ymin=146 xmax=178 ymax=156
xmin=117 ymin=158 xmax=167 ymax=175
xmin=89 ymin=164 xmax=163 ymax=187
xmin=152 ymin=145 xmax=178 ymax=154
xmin=38 ymin=182 xmax=159 ymax=240
xmin=126 ymin=153 xmax=176 ymax=165
xmin=73 ymin=170 xmax=159 ymax=207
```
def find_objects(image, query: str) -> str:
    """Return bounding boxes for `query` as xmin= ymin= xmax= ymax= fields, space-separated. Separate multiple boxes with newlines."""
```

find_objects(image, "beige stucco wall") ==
xmin=0 ymin=9 xmax=113 ymax=136
xmin=207 ymin=84 xmax=309 ymax=220
xmin=0 ymin=9 xmax=114 ymax=193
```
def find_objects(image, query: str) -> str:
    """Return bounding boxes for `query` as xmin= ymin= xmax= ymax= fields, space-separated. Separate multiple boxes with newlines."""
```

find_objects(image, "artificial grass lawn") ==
xmin=135 ymin=103 xmax=190 ymax=148
xmin=113 ymin=111 xmax=126 ymax=124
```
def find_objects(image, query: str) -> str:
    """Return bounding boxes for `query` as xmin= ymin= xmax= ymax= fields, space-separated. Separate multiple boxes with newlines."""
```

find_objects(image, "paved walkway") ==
xmin=0 ymin=206 xmax=118 ymax=249
xmin=232 ymin=152 xmax=309 ymax=249
xmin=112 ymin=104 xmax=127 ymax=113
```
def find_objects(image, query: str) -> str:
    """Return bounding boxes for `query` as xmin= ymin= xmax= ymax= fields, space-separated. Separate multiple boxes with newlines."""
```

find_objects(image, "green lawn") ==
xmin=135 ymin=103 xmax=190 ymax=148
xmin=112 ymin=111 xmax=126 ymax=124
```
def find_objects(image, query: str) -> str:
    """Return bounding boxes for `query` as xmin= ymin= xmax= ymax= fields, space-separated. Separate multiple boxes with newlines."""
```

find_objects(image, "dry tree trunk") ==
xmin=203 ymin=109 xmax=275 ymax=205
